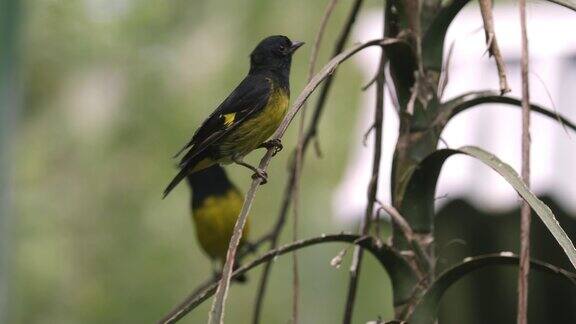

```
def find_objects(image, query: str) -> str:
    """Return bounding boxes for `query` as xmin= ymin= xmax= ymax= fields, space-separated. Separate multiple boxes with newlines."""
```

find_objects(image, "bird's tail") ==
xmin=163 ymin=153 xmax=215 ymax=198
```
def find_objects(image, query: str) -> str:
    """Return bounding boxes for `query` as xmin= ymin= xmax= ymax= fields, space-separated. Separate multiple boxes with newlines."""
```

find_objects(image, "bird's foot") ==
xmin=251 ymin=168 xmax=268 ymax=184
xmin=232 ymin=155 xmax=268 ymax=185
xmin=259 ymin=139 xmax=283 ymax=156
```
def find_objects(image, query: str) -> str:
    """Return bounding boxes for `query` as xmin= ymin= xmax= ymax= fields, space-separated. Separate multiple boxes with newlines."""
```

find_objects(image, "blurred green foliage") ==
xmin=12 ymin=0 xmax=394 ymax=323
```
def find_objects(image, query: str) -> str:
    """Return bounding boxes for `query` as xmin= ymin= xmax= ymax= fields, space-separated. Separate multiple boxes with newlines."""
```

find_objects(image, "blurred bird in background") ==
xmin=164 ymin=35 xmax=304 ymax=197
xmin=186 ymin=164 xmax=249 ymax=282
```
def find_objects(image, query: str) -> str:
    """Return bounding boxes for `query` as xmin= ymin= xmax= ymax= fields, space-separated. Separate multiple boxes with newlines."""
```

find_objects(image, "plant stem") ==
xmin=290 ymin=2 xmax=340 ymax=322
xmin=343 ymin=5 xmax=387 ymax=322
xmin=159 ymin=233 xmax=401 ymax=324
xmin=517 ymin=0 xmax=531 ymax=322
xmin=207 ymin=38 xmax=395 ymax=324
xmin=251 ymin=2 xmax=364 ymax=322
xmin=478 ymin=0 xmax=510 ymax=94
xmin=156 ymin=233 xmax=273 ymax=324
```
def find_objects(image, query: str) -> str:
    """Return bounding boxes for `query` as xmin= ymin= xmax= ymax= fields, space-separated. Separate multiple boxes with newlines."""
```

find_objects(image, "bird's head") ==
xmin=249 ymin=35 xmax=304 ymax=73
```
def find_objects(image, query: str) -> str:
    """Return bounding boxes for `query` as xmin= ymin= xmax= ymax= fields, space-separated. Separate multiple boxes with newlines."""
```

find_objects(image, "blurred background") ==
xmin=1 ymin=0 xmax=575 ymax=323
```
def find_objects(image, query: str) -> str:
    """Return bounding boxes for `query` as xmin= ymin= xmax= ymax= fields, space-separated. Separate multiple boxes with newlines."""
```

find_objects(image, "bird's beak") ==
xmin=289 ymin=40 xmax=305 ymax=53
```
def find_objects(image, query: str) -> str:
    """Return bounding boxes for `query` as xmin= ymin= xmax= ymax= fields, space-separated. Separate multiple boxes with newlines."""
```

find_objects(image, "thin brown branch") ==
xmin=251 ymin=176 xmax=292 ymax=324
xmin=304 ymin=0 xmax=365 ymax=151
xmin=290 ymin=229 xmax=300 ymax=324
xmin=342 ymin=15 xmax=387 ymax=323
xmin=375 ymin=201 xmax=430 ymax=287
xmin=159 ymin=233 xmax=394 ymax=324
xmin=377 ymin=203 xmax=414 ymax=243
xmin=437 ymin=40 xmax=456 ymax=99
xmin=478 ymin=0 xmax=511 ymax=94
xmin=206 ymin=38 xmax=398 ymax=324
xmin=306 ymin=0 xmax=340 ymax=82
xmin=362 ymin=72 xmax=379 ymax=91
xmin=157 ymin=236 xmax=271 ymax=324
xmin=362 ymin=123 xmax=376 ymax=146
xmin=531 ymin=71 xmax=570 ymax=138
xmin=251 ymin=2 xmax=365 ymax=322
xmin=290 ymin=2 xmax=340 ymax=322
xmin=517 ymin=0 xmax=531 ymax=322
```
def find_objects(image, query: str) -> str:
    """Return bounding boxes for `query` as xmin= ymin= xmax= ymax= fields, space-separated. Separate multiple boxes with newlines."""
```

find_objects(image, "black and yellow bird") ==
xmin=186 ymin=164 xmax=248 ymax=281
xmin=163 ymin=35 xmax=304 ymax=198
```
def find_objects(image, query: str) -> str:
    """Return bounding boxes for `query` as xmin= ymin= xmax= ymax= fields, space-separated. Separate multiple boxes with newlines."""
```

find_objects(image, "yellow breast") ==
xmin=192 ymin=189 xmax=249 ymax=262
xmin=218 ymin=85 xmax=289 ymax=157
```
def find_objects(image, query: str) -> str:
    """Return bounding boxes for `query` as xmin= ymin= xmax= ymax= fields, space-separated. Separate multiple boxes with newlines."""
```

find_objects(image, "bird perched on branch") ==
xmin=163 ymin=35 xmax=304 ymax=198
xmin=186 ymin=164 xmax=249 ymax=282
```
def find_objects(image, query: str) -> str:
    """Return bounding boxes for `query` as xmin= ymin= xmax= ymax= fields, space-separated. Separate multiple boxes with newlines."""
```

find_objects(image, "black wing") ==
xmin=173 ymin=73 xmax=272 ymax=163
xmin=163 ymin=74 xmax=271 ymax=198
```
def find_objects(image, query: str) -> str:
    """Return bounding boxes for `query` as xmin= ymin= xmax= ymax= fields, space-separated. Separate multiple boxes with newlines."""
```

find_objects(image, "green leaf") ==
xmin=409 ymin=253 xmax=576 ymax=324
xmin=422 ymin=0 xmax=470 ymax=71
xmin=384 ymin=0 xmax=419 ymax=111
xmin=461 ymin=146 xmax=576 ymax=268
xmin=401 ymin=146 xmax=576 ymax=270
xmin=437 ymin=90 xmax=576 ymax=133
xmin=386 ymin=42 xmax=418 ymax=110
xmin=398 ymin=149 xmax=449 ymax=234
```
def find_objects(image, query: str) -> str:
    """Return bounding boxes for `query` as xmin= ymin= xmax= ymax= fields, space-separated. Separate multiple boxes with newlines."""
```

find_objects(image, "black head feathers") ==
xmin=250 ymin=35 xmax=304 ymax=73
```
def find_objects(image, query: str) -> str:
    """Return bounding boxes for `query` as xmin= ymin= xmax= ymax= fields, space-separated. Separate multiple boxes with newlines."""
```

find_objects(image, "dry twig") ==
xmin=342 ymin=9 xmax=387 ymax=322
xmin=207 ymin=38 xmax=398 ymax=324
xmin=517 ymin=0 xmax=531 ymax=323
xmin=290 ymin=1 xmax=340 ymax=322
xmin=252 ymin=1 xmax=364 ymax=322
xmin=478 ymin=0 xmax=511 ymax=94
xmin=159 ymin=233 xmax=392 ymax=324
xmin=377 ymin=203 xmax=414 ymax=243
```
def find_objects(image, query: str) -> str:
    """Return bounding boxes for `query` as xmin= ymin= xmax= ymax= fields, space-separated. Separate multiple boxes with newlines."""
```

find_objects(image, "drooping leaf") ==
xmin=438 ymin=90 xmax=576 ymax=133
xmin=385 ymin=0 xmax=418 ymax=111
xmin=422 ymin=0 xmax=470 ymax=71
xmin=398 ymin=149 xmax=450 ymax=234
xmin=400 ymin=146 xmax=576 ymax=270
xmin=387 ymin=42 xmax=417 ymax=110
xmin=409 ymin=253 xmax=576 ymax=324
xmin=547 ymin=0 xmax=576 ymax=12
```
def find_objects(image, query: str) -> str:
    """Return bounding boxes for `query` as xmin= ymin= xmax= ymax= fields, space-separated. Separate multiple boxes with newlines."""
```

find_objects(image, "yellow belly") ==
xmin=192 ymin=189 xmax=249 ymax=262
xmin=218 ymin=87 xmax=289 ymax=159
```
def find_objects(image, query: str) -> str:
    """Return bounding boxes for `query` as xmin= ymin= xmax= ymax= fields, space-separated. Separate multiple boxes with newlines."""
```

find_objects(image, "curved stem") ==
xmin=289 ymin=1 xmax=341 ymax=322
xmin=251 ymin=6 xmax=367 ymax=322
xmin=159 ymin=234 xmax=406 ymax=324
xmin=443 ymin=92 xmax=576 ymax=133
xmin=343 ymin=6 xmax=387 ymax=322
xmin=202 ymin=38 xmax=401 ymax=324
xmin=409 ymin=253 xmax=576 ymax=324
xmin=303 ymin=0 xmax=365 ymax=150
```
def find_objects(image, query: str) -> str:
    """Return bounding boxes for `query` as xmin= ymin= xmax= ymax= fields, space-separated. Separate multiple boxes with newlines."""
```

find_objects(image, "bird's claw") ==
xmin=260 ymin=139 xmax=283 ymax=156
xmin=251 ymin=168 xmax=268 ymax=184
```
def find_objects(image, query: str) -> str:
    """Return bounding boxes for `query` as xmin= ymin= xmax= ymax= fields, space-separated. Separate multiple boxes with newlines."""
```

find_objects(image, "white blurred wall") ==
xmin=333 ymin=3 xmax=576 ymax=222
